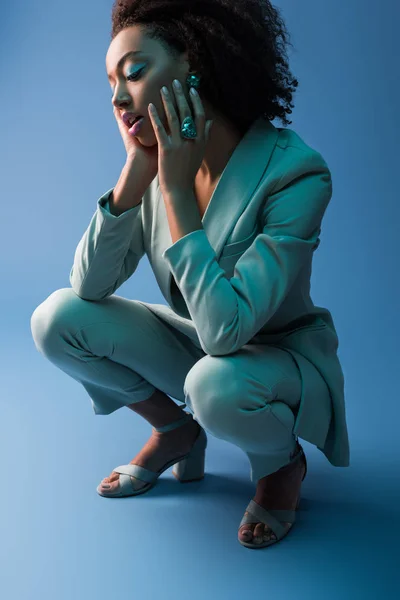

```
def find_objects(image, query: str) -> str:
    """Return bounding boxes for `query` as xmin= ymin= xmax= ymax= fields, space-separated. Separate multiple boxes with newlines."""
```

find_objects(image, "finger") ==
xmin=189 ymin=87 xmax=206 ymax=136
xmin=148 ymin=103 xmax=169 ymax=147
xmin=172 ymin=79 xmax=192 ymax=121
xmin=160 ymin=86 xmax=181 ymax=141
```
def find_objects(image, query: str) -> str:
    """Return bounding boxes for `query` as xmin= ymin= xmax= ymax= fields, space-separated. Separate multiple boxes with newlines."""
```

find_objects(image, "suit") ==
xmin=70 ymin=116 xmax=350 ymax=468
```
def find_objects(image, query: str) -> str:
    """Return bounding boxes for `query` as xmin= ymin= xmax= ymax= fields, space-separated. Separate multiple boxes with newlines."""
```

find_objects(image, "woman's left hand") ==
xmin=147 ymin=79 xmax=213 ymax=196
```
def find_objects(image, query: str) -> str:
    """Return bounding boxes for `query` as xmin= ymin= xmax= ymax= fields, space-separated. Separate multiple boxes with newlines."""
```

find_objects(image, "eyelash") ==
xmin=111 ymin=68 xmax=143 ymax=96
xmin=127 ymin=68 xmax=143 ymax=82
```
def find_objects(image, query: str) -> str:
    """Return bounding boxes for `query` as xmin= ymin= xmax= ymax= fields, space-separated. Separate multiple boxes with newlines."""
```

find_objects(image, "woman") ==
xmin=31 ymin=0 xmax=350 ymax=550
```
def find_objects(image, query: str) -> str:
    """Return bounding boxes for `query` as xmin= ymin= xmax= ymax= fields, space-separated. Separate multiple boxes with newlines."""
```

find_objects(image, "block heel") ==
xmin=172 ymin=426 xmax=208 ymax=482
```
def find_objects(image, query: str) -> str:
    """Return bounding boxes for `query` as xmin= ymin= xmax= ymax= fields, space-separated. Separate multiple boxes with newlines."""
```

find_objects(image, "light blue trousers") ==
xmin=31 ymin=288 xmax=305 ymax=482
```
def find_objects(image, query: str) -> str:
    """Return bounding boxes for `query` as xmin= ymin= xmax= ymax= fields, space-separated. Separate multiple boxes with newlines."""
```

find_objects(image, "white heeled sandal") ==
xmin=97 ymin=411 xmax=208 ymax=498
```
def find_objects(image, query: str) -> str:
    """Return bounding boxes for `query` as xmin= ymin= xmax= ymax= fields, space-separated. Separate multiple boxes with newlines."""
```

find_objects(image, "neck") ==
xmin=196 ymin=115 xmax=244 ymax=185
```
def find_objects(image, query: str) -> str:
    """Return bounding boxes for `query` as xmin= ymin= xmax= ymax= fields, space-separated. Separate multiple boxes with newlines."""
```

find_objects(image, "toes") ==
xmin=239 ymin=513 xmax=255 ymax=541
xmin=239 ymin=517 xmax=280 ymax=545
xmin=102 ymin=472 xmax=119 ymax=484
xmin=239 ymin=516 xmax=292 ymax=545
xmin=254 ymin=523 xmax=265 ymax=539
xmin=239 ymin=528 xmax=253 ymax=541
xmin=263 ymin=526 xmax=277 ymax=542
xmin=239 ymin=525 xmax=254 ymax=540
xmin=101 ymin=474 xmax=119 ymax=491
xmin=253 ymin=523 xmax=277 ymax=543
xmin=100 ymin=473 xmax=147 ymax=494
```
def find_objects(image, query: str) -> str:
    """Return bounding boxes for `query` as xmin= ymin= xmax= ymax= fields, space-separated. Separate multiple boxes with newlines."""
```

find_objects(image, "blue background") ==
xmin=1 ymin=0 xmax=398 ymax=598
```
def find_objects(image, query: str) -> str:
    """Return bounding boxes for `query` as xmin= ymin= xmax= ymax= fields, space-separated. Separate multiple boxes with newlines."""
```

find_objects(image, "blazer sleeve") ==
xmin=69 ymin=187 xmax=146 ymax=300
xmin=162 ymin=147 xmax=333 ymax=355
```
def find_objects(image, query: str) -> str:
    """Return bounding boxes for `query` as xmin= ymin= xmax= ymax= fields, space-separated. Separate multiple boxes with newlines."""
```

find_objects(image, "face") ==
xmin=106 ymin=26 xmax=200 ymax=146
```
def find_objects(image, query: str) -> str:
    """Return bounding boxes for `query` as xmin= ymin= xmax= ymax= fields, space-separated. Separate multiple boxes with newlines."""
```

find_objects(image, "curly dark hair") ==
xmin=110 ymin=0 xmax=298 ymax=134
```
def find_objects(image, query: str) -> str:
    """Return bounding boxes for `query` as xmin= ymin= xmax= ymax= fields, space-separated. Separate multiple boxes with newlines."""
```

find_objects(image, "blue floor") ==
xmin=1 ymin=323 xmax=398 ymax=600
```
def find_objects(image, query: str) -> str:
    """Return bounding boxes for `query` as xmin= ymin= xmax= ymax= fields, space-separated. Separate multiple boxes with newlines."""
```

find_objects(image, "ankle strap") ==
xmin=154 ymin=410 xmax=193 ymax=433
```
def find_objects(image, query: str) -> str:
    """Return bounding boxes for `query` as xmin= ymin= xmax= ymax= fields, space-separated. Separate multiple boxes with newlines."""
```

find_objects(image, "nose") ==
xmin=112 ymin=96 xmax=132 ymax=110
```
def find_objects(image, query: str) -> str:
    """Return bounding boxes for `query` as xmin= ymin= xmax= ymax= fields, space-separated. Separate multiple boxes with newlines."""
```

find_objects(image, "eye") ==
xmin=127 ymin=68 xmax=144 ymax=82
xmin=110 ymin=68 xmax=144 ymax=96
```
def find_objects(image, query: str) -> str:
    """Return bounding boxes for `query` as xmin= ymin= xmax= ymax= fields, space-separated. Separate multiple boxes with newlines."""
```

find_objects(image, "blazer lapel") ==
xmin=200 ymin=116 xmax=279 ymax=259
xmin=155 ymin=116 xmax=279 ymax=308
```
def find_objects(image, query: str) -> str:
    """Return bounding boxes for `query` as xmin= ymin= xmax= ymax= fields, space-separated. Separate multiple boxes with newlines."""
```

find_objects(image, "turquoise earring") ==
xmin=186 ymin=72 xmax=201 ymax=90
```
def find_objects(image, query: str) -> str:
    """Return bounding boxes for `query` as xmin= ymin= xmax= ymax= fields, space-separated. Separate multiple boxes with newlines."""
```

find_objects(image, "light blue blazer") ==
xmin=70 ymin=116 xmax=350 ymax=468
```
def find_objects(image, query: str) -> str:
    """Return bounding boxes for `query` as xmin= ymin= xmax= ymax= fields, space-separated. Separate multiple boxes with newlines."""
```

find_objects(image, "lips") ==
xmin=122 ymin=112 xmax=142 ymax=127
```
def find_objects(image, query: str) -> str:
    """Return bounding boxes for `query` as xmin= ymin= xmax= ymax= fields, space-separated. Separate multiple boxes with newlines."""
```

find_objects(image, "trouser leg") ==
xmin=30 ymin=288 xmax=205 ymax=416
xmin=183 ymin=346 xmax=303 ymax=482
xmin=126 ymin=388 xmax=192 ymax=430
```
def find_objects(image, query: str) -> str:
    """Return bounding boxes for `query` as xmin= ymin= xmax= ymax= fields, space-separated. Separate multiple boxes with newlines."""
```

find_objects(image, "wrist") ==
xmin=162 ymin=186 xmax=194 ymax=200
xmin=126 ymin=152 xmax=137 ymax=164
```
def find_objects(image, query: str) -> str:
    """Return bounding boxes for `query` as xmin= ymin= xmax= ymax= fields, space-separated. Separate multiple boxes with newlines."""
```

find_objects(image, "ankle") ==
xmin=290 ymin=440 xmax=302 ymax=461
xmin=153 ymin=415 xmax=198 ymax=437
xmin=127 ymin=389 xmax=187 ymax=429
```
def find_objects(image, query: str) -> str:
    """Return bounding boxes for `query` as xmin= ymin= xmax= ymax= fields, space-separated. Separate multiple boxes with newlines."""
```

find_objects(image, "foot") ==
xmin=238 ymin=442 xmax=307 ymax=545
xmin=99 ymin=417 xmax=201 ymax=494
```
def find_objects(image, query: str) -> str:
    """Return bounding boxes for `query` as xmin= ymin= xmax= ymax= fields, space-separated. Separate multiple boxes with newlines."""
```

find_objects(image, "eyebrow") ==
xmin=107 ymin=50 xmax=145 ymax=80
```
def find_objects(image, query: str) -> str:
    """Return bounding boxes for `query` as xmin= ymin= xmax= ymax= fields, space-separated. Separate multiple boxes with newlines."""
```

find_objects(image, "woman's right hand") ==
xmin=113 ymin=106 xmax=159 ymax=187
